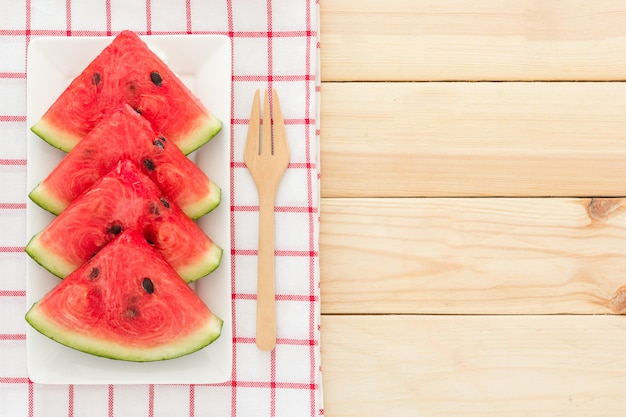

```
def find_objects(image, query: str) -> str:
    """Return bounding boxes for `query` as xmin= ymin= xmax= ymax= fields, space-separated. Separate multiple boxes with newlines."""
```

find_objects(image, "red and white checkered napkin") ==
xmin=0 ymin=1 xmax=322 ymax=416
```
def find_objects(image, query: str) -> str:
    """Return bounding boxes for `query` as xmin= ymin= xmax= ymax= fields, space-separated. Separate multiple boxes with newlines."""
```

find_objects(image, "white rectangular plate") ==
xmin=26 ymin=34 xmax=232 ymax=384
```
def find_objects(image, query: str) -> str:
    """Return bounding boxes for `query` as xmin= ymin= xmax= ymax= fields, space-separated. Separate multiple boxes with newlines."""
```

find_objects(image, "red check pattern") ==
xmin=0 ymin=1 xmax=322 ymax=416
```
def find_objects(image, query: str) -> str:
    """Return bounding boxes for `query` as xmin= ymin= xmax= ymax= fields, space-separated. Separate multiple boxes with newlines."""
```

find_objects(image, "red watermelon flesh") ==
xmin=29 ymin=104 xmax=220 ymax=219
xmin=31 ymin=30 xmax=222 ymax=155
xmin=25 ymin=229 xmax=223 ymax=362
xmin=25 ymin=159 xmax=222 ymax=283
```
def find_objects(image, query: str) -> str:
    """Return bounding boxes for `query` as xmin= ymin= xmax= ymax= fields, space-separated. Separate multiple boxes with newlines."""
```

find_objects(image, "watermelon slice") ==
xmin=29 ymin=104 xmax=220 ymax=219
xmin=26 ymin=229 xmax=222 ymax=362
xmin=26 ymin=159 xmax=222 ymax=283
xmin=31 ymin=30 xmax=221 ymax=155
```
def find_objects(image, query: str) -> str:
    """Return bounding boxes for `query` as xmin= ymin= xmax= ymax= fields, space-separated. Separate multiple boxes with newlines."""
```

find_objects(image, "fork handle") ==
xmin=256 ymin=189 xmax=278 ymax=351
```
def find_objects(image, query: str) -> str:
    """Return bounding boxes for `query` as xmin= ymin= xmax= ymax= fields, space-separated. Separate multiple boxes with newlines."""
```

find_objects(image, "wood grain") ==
xmin=321 ymin=0 xmax=626 ymax=81
xmin=321 ymin=197 xmax=626 ymax=314
xmin=318 ymin=3 xmax=626 ymax=416
xmin=321 ymin=82 xmax=626 ymax=198
xmin=322 ymin=315 xmax=626 ymax=417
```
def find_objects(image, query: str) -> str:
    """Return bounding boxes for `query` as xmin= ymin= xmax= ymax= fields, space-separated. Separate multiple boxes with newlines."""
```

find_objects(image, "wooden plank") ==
xmin=321 ymin=0 xmax=626 ymax=81
xmin=320 ymin=197 xmax=626 ymax=314
xmin=321 ymin=315 xmax=626 ymax=417
xmin=320 ymin=82 xmax=626 ymax=198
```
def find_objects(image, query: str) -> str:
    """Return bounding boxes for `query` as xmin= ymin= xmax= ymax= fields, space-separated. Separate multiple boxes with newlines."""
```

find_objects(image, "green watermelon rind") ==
xmin=25 ymin=232 xmax=74 ymax=278
xmin=176 ymin=113 xmax=223 ymax=156
xmin=179 ymin=242 xmax=224 ymax=283
xmin=186 ymin=180 xmax=222 ymax=219
xmin=25 ymin=304 xmax=223 ymax=362
xmin=28 ymin=182 xmax=66 ymax=216
xmin=28 ymin=172 xmax=222 ymax=219
xmin=31 ymin=119 xmax=80 ymax=153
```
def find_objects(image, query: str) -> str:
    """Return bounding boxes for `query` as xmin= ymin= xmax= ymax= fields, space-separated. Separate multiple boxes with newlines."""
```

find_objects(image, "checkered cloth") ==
xmin=0 ymin=1 xmax=322 ymax=416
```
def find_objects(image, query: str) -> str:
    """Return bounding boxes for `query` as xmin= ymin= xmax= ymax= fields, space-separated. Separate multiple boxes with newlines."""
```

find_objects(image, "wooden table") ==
xmin=318 ymin=2 xmax=626 ymax=415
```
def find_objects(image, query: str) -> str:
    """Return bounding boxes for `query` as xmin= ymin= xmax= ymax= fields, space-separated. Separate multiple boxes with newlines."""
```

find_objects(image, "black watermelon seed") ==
xmin=152 ymin=138 xmax=165 ymax=149
xmin=89 ymin=267 xmax=100 ymax=279
xmin=92 ymin=72 xmax=101 ymax=86
xmin=134 ymin=107 xmax=142 ymax=114
xmin=160 ymin=197 xmax=170 ymax=209
xmin=143 ymin=158 xmax=155 ymax=171
xmin=107 ymin=223 xmax=122 ymax=235
xmin=149 ymin=202 xmax=160 ymax=215
xmin=142 ymin=277 xmax=154 ymax=294
xmin=150 ymin=71 xmax=163 ymax=86
xmin=158 ymin=135 xmax=166 ymax=143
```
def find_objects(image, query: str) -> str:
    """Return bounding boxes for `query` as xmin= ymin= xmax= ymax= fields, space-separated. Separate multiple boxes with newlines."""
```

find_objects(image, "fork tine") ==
xmin=244 ymin=89 xmax=261 ymax=161
xmin=270 ymin=89 xmax=288 ymax=156
xmin=261 ymin=89 xmax=272 ymax=155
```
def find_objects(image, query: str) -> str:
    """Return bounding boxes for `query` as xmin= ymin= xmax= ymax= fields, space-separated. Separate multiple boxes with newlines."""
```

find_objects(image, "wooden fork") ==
xmin=244 ymin=89 xmax=290 ymax=351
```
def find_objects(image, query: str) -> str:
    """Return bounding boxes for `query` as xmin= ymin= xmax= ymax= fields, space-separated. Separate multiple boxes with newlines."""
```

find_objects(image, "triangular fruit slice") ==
xmin=29 ymin=104 xmax=220 ymax=219
xmin=26 ymin=159 xmax=222 ymax=283
xmin=31 ymin=30 xmax=221 ymax=155
xmin=26 ymin=229 xmax=223 ymax=362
